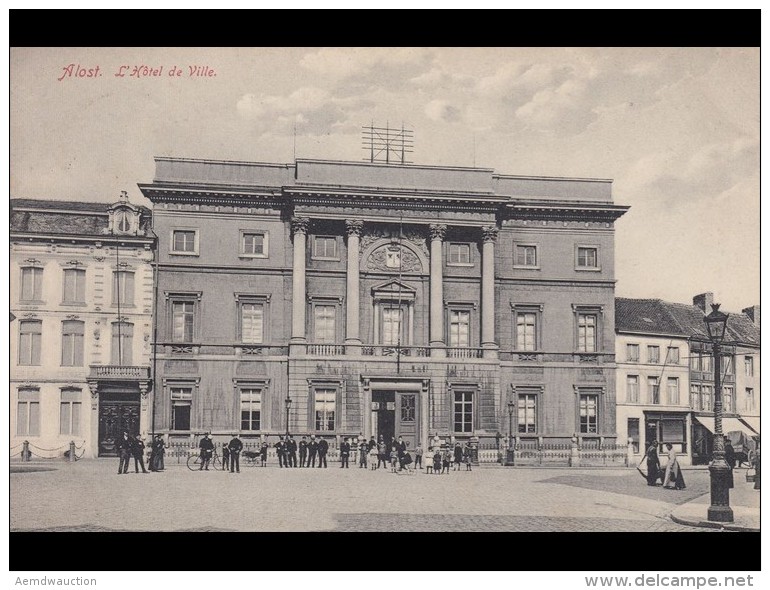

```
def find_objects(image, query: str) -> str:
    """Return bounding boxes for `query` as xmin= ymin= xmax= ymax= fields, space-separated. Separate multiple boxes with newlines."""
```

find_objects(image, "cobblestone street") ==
xmin=11 ymin=460 xmax=723 ymax=532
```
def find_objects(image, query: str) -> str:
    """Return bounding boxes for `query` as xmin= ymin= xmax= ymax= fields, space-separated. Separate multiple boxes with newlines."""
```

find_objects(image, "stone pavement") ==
xmin=670 ymin=468 xmax=760 ymax=532
xmin=10 ymin=460 xmax=730 ymax=532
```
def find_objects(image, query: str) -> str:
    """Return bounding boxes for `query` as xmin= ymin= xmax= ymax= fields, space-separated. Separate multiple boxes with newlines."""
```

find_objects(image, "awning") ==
xmin=738 ymin=416 xmax=760 ymax=435
xmin=693 ymin=416 xmax=754 ymax=435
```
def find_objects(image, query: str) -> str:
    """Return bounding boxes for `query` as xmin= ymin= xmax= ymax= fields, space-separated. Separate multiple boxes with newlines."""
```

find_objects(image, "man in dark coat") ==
xmin=275 ymin=436 xmax=286 ymax=468
xmin=340 ymin=437 xmax=351 ymax=468
xmin=307 ymin=436 xmax=318 ymax=468
xmin=299 ymin=436 xmax=308 ymax=468
xmin=317 ymin=437 xmax=329 ymax=468
xmin=117 ymin=431 xmax=132 ymax=474
xmin=646 ymin=441 xmax=661 ymax=486
xmin=287 ymin=435 xmax=298 ymax=468
xmin=453 ymin=442 xmax=464 ymax=471
xmin=228 ymin=433 xmax=243 ymax=473
xmin=199 ymin=432 xmax=215 ymax=470
xmin=259 ymin=441 xmax=268 ymax=467
xmin=724 ymin=439 xmax=736 ymax=488
xmin=131 ymin=434 xmax=149 ymax=473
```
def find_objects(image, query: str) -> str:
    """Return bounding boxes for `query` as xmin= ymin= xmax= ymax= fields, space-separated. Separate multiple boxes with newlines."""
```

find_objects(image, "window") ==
xmin=515 ymin=312 xmax=537 ymax=351
xmin=666 ymin=377 xmax=680 ymax=405
xmin=723 ymin=356 xmax=733 ymax=375
xmin=577 ymin=313 xmax=597 ymax=352
xmin=660 ymin=418 xmax=686 ymax=447
xmin=400 ymin=394 xmax=416 ymax=422
xmin=314 ymin=389 xmax=336 ymax=431
xmin=514 ymin=244 xmax=538 ymax=268
xmin=17 ymin=388 xmax=40 ymax=436
xmin=667 ymin=347 xmax=680 ymax=364
xmin=745 ymin=388 xmax=755 ymax=412
xmin=381 ymin=305 xmax=407 ymax=346
xmin=690 ymin=352 xmax=701 ymax=371
xmin=745 ymin=356 xmax=754 ymax=377
xmin=701 ymin=385 xmax=713 ymax=412
xmin=171 ymin=301 xmax=195 ymax=342
xmin=241 ymin=231 xmax=268 ymax=257
xmin=61 ymin=320 xmax=85 ymax=366
xmin=690 ymin=385 xmax=700 ymax=411
xmin=314 ymin=305 xmax=336 ymax=343
xmin=19 ymin=320 xmax=42 ymax=365
xmin=241 ymin=303 xmax=264 ymax=344
xmin=112 ymin=271 xmax=135 ymax=306
xmin=723 ymin=386 xmax=733 ymax=413
xmin=111 ymin=322 xmax=133 ymax=365
xmin=626 ymin=344 xmax=639 ymax=362
xmin=20 ymin=267 xmax=43 ymax=301
xmin=579 ymin=394 xmax=598 ymax=434
xmin=648 ymin=377 xmax=660 ymax=404
xmin=240 ymin=388 xmax=261 ymax=431
xmin=628 ymin=418 xmax=640 ymax=453
xmin=453 ymin=391 xmax=474 ymax=433
xmin=59 ymin=388 xmax=82 ymax=436
xmin=517 ymin=393 xmax=537 ymax=434
xmin=647 ymin=346 xmax=660 ymax=364
xmin=171 ymin=230 xmax=198 ymax=254
xmin=448 ymin=243 xmax=471 ymax=265
xmin=312 ymin=236 xmax=338 ymax=259
xmin=449 ymin=309 xmax=471 ymax=347
xmin=627 ymin=375 xmax=640 ymax=403
xmin=576 ymin=246 xmax=599 ymax=269
xmin=170 ymin=386 xmax=192 ymax=431
xmin=63 ymin=268 xmax=86 ymax=304
xmin=701 ymin=354 xmax=713 ymax=374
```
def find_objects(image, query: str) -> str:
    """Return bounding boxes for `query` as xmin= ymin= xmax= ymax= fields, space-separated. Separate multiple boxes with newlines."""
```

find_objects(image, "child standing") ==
xmin=442 ymin=449 xmax=451 ymax=474
xmin=425 ymin=447 xmax=433 ymax=474
xmin=221 ymin=441 xmax=230 ymax=472
xmin=464 ymin=444 xmax=472 ymax=471
xmin=390 ymin=447 xmax=399 ymax=473
xmin=415 ymin=444 xmax=423 ymax=469
xmin=369 ymin=444 xmax=379 ymax=470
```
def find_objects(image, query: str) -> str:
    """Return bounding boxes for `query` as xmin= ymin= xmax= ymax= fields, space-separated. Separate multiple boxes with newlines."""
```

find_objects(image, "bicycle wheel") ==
xmin=187 ymin=454 xmax=201 ymax=471
xmin=212 ymin=455 xmax=222 ymax=471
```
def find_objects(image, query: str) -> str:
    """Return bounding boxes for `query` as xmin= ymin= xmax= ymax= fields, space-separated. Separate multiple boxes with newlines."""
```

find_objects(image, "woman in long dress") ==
xmin=646 ymin=441 xmax=660 ymax=486
xmin=663 ymin=443 xmax=686 ymax=490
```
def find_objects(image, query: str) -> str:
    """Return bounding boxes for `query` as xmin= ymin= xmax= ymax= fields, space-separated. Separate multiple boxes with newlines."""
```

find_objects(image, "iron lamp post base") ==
xmin=708 ymin=461 xmax=734 ymax=523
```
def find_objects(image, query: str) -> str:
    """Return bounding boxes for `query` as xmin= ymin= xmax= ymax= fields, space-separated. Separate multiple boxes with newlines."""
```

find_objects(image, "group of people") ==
xmin=644 ymin=441 xmax=686 ymax=490
xmin=116 ymin=431 xmax=165 ymax=474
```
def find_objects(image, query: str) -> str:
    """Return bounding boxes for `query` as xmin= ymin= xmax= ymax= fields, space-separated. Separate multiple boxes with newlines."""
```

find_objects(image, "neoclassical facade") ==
xmin=141 ymin=157 xmax=628 ymax=450
xmin=10 ymin=195 xmax=155 ymax=458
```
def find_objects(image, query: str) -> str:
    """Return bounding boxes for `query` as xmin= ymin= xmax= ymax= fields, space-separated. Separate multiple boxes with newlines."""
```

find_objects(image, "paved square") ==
xmin=11 ymin=461 xmax=717 ymax=532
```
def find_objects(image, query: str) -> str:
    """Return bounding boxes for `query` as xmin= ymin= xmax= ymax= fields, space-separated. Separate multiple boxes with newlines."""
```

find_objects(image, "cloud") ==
xmin=424 ymin=99 xmax=461 ymax=123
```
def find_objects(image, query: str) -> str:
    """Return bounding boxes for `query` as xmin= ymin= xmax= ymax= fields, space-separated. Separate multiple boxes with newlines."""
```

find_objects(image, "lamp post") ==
xmin=704 ymin=303 xmax=734 ymax=523
xmin=507 ymin=401 xmax=515 ymax=449
xmin=285 ymin=397 xmax=292 ymax=438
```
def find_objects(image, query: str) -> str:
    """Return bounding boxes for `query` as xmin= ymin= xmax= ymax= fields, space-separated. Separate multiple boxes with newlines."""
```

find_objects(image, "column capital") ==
xmin=428 ymin=223 xmax=447 ymax=241
xmin=345 ymin=219 xmax=364 ymax=238
xmin=291 ymin=216 xmax=311 ymax=236
xmin=481 ymin=225 xmax=499 ymax=243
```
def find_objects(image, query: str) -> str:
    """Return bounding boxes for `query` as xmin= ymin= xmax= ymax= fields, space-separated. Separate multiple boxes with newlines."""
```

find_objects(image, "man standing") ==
xmin=228 ymin=433 xmax=243 ymax=473
xmin=287 ymin=435 xmax=298 ymax=468
xmin=359 ymin=437 xmax=369 ymax=468
xmin=199 ymin=432 xmax=214 ymax=470
xmin=275 ymin=436 xmax=286 ymax=468
xmin=131 ymin=434 xmax=149 ymax=474
xmin=340 ymin=437 xmax=351 ymax=468
xmin=307 ymin=435 xmax=318 ymax=468
xmin=317 ymin=437 xmax=329 ymax=468
xmin=396 ymin=436 xmax=407 ymax=470
xmin=299 ymin=436 xmax=308 ymax=468
xmin=117 ymin=431 xmax=132 ymax=474
xmin=414 ymin=444 xmax=423 ymax=469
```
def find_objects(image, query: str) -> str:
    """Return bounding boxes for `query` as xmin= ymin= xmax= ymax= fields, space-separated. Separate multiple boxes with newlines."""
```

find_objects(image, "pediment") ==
xmin=371 ymin=279 xmax=417 ymax=297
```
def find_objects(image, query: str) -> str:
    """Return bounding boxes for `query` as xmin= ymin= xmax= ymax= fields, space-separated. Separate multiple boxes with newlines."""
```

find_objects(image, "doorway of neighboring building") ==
xmin=98 ymin=391 xmax=140 ymax=456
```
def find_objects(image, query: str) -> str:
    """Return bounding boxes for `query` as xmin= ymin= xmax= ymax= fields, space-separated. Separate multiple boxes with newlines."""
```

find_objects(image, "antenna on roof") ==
xmin=362 ymin=122 xmax=413 ymax=164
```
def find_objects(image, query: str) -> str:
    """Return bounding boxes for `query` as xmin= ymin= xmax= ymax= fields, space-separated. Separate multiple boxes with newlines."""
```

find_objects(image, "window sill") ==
xmin=109 ymin=303 xmax=136 ymax=309
xmin=446 ymin=262 xmax=474 ymax=267
xmin=239 ymin=254 xmax=268 ymax=259
xmin=574 ymin=267 xmax=602 ymax=272
xmin=60 ymin=301 xmax=88 ymax=307
xmin=18 ymin=300 xmax=45 ymax=305
xmin=311 ymin=257 xmax=341 ymax=262
xmin=169 ymin=252 xmax=199 ymax=257
xmin=513 ymin=265 xmax=540 ymax=271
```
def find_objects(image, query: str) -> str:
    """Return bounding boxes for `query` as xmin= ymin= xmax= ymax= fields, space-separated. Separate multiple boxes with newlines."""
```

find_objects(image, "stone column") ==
xmin=290 ymin=217 xmax=310 ymax=348
xmin=88 ymin=380 xmax=99 ymax=459
xmin=429 ymin=223 xmax=447 ymax=358
xmin=345 ymin=220 xmax=363 ymax=351
xmin=481 ymin=225 xmax=498 ymax=359
xmin=139 ymin=382 xmax=150 ymax=438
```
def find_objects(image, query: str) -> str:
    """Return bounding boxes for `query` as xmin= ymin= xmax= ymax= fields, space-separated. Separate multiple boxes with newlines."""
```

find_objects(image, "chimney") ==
xmin=742 ymin=305 xmax=760 ymax=328
xmin=693 ymin=292 xmax=714 ymax=313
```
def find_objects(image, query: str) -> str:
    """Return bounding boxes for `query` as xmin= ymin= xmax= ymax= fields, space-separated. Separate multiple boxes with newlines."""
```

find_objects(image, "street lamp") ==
xmin=704 ymin=303 xmax=734 ymax=523
xmin=507 ymin=401 xmax=515 ymax=449
xmin=284 ymin=397 xmax=292 ymax=437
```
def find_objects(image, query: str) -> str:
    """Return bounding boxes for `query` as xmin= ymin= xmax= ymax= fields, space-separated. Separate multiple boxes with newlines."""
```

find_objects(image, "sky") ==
xmin=9 ymin=47 xmax=760 ymax=313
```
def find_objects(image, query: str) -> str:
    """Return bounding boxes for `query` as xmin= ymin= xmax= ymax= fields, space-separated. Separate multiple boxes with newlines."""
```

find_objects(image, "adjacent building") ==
xmin=10 ymin=195 xmax=155 ymax=458
xmin=139 ymin=157 xmax=629 ymax=451
xmin=616 ymin=295 xmax=760 ymax=465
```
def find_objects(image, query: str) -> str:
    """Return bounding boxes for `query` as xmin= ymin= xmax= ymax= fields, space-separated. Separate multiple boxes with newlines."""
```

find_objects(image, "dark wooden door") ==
xmin=99 ymin=399 xmax=140 ymax=456
xmin=396 ymin=392 xmax=418 ymax=450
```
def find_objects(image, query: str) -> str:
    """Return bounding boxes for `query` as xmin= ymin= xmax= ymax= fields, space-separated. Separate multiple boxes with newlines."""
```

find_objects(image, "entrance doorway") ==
xmin=371 ymin=389 xmax=418 ymax=450
xmin=98 ymin=391 xmax=140 ymax=456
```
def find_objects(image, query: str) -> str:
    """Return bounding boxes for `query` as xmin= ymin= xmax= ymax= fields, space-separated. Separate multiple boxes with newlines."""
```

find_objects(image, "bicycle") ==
xmin=187 ymin=450 xmax=222 ymax=471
